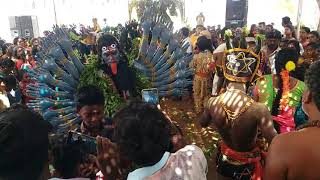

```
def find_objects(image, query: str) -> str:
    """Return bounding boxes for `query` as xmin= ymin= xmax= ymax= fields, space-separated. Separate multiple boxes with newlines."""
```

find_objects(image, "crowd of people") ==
xmin=0 ymin=12 xmax=320 ymax=180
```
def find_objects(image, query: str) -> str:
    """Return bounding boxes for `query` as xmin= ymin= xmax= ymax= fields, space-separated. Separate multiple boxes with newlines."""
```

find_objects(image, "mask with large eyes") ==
xmin=101 ymin=44 xmax=119 ymax=63
xmin=101 ymin=44 xmax=119 ymax=75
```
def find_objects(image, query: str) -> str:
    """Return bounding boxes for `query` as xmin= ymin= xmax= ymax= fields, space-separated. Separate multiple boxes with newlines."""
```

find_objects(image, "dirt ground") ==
xmin=159 ymin=96 xmax=220 ymax=179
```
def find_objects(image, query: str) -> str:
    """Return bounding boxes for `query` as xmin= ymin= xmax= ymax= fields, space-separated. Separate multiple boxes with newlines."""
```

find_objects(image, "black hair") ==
xmin=13 ymin=37 xmax=19 ymax=45
xmin=282 ymin=16 xmax=291 ymax=25
xmin=301 ymin=26 xmax=311 ymax=33
xmin=3 ymin=75 xmax=17 ymax=91
xmin=305 ymin=61 xmax=320 ymax=111
xmin=52 ymin=142 xmax=83 ymax=178
xmin=272 ymin=48 xmax=299 ymax=116
xmin=114 ymin=100 xmax=171 ymax=167
xmin=0 ymin=39 xmax=5 ymax=48
xmin=284 ymin=25 xmax=294 ymax=32
xmin=76 ymin=85 xmax=105 ymax=110
xmin=13 ymin=46 xmax=25 ymax=60
xmin=310 ymin=31 xmax=320 ymax=38
xmin=0 ymin=104 xmax=51 ymax=180
xmin=0 ymin=58 xmax=15 ymax=69
xmin=196 ymin=35 xmax=213 ymax=53
xmin=2 ymin=43 xmax=12 ymax=55
xmin=6 ymin=45 xmax=14 ymax=58
xmin=180 ymin=27 xmax=190 ymax=38
xmin=266 ymin=29 xmax=282 ymax=40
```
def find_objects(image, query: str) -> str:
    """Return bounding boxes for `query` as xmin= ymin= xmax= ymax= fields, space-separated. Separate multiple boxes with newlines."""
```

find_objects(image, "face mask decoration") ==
xmin=101 ymin=43 xmax=119 ymax=75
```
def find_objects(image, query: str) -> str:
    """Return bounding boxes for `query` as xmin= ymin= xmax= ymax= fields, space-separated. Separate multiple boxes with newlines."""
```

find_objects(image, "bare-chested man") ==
xmin=201 ymin=32 xmax=278 ymax=180
xmin=264 ymin=61 xmax=320 ymax=180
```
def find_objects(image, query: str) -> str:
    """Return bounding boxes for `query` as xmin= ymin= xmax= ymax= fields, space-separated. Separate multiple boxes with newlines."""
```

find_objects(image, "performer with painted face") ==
xmin=97 ymin=34 xmax=136 ymax=99
xmin=200 ymin=30 xmax=277 ymax=180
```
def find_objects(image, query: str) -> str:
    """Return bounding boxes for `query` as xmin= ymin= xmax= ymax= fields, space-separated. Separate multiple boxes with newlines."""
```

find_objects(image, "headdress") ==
xmin=222 ymin=28 xmax=262 ymax=83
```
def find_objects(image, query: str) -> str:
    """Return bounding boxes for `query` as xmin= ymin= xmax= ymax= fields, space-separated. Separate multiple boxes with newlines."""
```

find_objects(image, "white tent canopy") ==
xmin=0 ymin=0 xmax=319 ymax=42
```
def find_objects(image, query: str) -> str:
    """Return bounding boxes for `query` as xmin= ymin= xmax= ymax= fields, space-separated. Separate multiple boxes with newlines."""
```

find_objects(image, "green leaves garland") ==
xmin=78 ymin=54 xmax=124 ymax=117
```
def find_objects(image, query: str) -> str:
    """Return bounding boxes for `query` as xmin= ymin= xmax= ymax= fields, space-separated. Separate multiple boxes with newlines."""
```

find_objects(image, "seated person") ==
xmin=76 ymin=85 xmax=113 ymax=139
xmin=96 ymin=101 xmax=207 ymax=180
xmin=0 ymin=104 xmax=51 ymax=180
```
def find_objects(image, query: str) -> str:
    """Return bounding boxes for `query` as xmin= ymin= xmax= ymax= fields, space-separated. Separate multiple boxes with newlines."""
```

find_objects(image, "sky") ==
xmin=0 ymin=0 xmax=319 ymax=42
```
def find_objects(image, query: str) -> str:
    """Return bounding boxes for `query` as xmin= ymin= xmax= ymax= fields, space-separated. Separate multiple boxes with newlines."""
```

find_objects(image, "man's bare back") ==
xmin=201 ymin=89 xmax=277 ymax=151
xmin=265 ymin=126 xmax=320 ymax=180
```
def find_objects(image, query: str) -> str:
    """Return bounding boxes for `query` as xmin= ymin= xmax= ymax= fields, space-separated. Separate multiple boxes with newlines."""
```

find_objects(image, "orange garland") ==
xmin=279 ymin=70 xmax=290 ymax=111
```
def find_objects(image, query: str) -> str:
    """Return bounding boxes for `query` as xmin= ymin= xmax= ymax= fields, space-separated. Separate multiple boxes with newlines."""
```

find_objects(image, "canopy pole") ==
xmin=296 ymin=0 xmax=303 ymax=40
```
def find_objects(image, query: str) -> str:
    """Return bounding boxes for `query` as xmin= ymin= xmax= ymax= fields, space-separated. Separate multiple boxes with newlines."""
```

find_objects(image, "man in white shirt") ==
xmin=179 ymin=27 xmax=192 ymax=54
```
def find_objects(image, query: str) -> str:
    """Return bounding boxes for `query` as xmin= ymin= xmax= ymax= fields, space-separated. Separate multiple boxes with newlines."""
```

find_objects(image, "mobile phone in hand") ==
xmin=141 ymin=88 xmax=159 ymax=105
xmin=67 ymin=130 xmax=97 ymax=154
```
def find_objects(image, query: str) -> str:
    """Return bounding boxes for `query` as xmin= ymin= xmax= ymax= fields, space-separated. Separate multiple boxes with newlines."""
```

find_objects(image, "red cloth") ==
xmin=220 ymin=141 xmax=265 ymax=180
xmin=15 ymin=59 xmax=24 ymax=70
xmin=272 ymin=106 xmax=295 ymax=133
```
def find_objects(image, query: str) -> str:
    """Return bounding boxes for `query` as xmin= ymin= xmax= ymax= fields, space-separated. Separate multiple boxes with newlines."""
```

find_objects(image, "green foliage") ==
xmin=68 ymin=31 xmax=81 ymax=41
xmin=78 ymin=54 xmax=124 ymax=116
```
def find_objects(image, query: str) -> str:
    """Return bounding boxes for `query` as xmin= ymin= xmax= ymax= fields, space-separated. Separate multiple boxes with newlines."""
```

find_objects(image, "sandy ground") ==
xmin=160 ymin=96 xmax=219 ymax=179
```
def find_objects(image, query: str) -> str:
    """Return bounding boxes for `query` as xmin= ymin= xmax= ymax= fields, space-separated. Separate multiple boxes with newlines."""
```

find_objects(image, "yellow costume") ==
xmin=190 ymin=33 xmax=199 ymax=50
xmin=189 ymin=50 xmax=213 ymax=113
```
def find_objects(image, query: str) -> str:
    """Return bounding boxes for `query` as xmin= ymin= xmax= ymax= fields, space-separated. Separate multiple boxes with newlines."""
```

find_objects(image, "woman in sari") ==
xmin=253 ymin=48 xmax=305 ymax=133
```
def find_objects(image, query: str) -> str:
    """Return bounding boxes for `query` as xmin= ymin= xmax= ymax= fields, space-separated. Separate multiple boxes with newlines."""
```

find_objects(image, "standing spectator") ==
xmin=13 ymin=37 xmax=19 ymax=46
xmin=258 ymin=22 xmax=266 ymax=34
xmin=284 ymin=25 xmax=296 ymax=40
xmin=265 ymin=24 xmax=274 ymax=34
xmin=261 ymin=30 xmax=282 ymax=74
xmin=31 ymin=38 xmax=41 ymax=56
xmin=179 ymin=27 xmax=192 ymax=54
xmin=12 ymin=46 xmax=26 ymax=70
xmin=18 ymin=69 xmax=34 ymax=104
xmin=17 ymin=37 xmax=27 ymax=48
xmin=300 ymin=26 xmax=311 ymax=49
xmin=190 ymin=25 xmax=205 ymax=51
xmin=249 ymin=24 xmax=259 ymax=37
xmin=282 ymin=16 xmax=292 ymax=27
xmin=308 ymin=31 xmax=320 ymax=44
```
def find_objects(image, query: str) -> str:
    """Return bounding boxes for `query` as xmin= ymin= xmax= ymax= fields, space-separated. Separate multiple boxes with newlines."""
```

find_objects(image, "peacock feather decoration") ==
xmin=25 ymin=27 xmax=122 ymax=134
xmin=133 ymin=7 xmax=194 ymax=97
